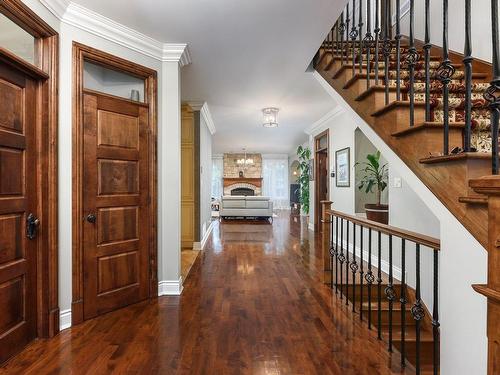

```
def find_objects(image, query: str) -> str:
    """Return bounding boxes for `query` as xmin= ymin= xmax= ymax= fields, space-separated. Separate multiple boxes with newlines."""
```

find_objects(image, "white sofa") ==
xmin=220 ymin=196 xmax=273 ymax=220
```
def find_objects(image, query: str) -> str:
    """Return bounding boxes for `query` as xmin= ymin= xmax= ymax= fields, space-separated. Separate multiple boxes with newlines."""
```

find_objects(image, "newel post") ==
xmin=321 ymin=201 xmax=333 ymax=285
xmin=470 ymin=176 xmax=500 ymax=375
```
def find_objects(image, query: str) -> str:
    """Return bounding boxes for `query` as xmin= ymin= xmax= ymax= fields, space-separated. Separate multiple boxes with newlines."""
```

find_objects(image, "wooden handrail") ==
xmin=326 ymin=209 xmax=440 ymax=250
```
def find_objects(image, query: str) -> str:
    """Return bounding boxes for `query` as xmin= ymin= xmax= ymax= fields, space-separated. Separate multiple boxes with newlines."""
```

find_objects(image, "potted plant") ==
xmin=355 ymin=151 xmax=389 ymax=224
xmin=296 ymin=145 xmax=311 ymax=215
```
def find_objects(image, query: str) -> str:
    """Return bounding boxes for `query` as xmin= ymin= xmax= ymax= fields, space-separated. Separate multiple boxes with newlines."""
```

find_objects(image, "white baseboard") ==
xmin=158 ymin=278 xmax=183 ymax=296
xmin=60 ymin=309 xmax=72 ymax=330
xmin=193 ymin=220 xmax=215 ymax=250
xmin=308 ymin=222 xmax=315 ymax=232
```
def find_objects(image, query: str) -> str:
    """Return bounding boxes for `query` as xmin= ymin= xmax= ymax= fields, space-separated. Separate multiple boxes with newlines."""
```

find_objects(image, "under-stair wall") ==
xmin=308 ymin=71 xmax=488 ymax=374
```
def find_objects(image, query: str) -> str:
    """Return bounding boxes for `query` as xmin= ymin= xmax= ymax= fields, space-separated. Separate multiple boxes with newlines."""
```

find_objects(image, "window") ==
xmin=212 ymin=156 xmax=223 ymax=199
xmin=0 ymin=13 xmax=35 ymax=64
xmin=263 ymin=156 xmax=289 ymax=210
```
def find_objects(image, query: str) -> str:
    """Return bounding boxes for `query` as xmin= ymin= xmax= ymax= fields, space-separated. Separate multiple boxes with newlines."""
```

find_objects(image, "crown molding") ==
xmin=304 ymin=106 xmax=344 ymax=135
xmin=187 ymin=101 xmax=216 ymax=135
xmin=40 ymin=0 xmax=191 ymax=65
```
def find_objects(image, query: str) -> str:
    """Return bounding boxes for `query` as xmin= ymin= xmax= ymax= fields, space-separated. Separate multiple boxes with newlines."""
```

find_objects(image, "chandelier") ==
xmin=236 ymin=149 xmax=253 ymax=166
xmin=262 ymin=107 xmax=279 ymax=128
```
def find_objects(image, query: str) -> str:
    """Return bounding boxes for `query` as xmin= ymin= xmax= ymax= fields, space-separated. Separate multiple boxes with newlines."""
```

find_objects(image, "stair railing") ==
xmin=317 ymin=0 xmax=500 ymax=174
xmin=322 ymin=202 xmax=440 ymax=375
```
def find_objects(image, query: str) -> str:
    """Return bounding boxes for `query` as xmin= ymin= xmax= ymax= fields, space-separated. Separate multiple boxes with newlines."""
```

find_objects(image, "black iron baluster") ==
xmin=335 ymin=21 xmax=339 ymax=59
xmin=485 ymin=0 xmax=500 ymax=174
xmin=412 ymin=243 xmax=425 ymax=375
xmin=406 ymin=0 xmax=419 ymax=127
xmin=400 ymin=239 xmax=407 ymax=367
xmin=365 ymin=0 xmax=373 ymax=90
xmin=374 ymin=0 xmax=381 ymax=86
xmin=365 ymin=228 xmax=374 ymax=329
xmin=358 ymin=0 xmax=364 ymax=73
xmin=437 ymin=0 xmax=456 ymax=155
xmin=385 ymin=234 xmax=395 ymax=352
xmin=463 ymin=0 xmax=473 ymax=151
xmin=383 ymin=0 xmax=392 ymax=105
xmin=339 ymin=218 xmax=345 ymax=300
xmin=351 ymin=0 xmax=359 ymax=78
xmin=330 ymin=216 xmax=334 ymax=289
xmin=432 ymin=249 xmax=440 ymax=375
xmin=377 ymin=231 xmax=382 ymax=340
xmin=335 ymin=216 xmax=339 ymax=294
xmin=395 ymin=0 xmax=402 ymax=101
xmin=351 ymin=223 xmax=358 ymax=312
xmin=346 ymin=220 xmax=350 ymax=305
xmin=340 ymin=11 xmax=346 ymax=68
xmin=424 ymin=0 xmax=431 ymax=122
xmin=345 ymin=4 xmax=350 ymax=69
xmin=359 ymin=225 xmax=364 ymax=319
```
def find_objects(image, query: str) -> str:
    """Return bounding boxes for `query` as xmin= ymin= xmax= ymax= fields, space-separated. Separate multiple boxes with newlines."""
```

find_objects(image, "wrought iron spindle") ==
xmin=339 ymin=218 xmax=345 ymax=300
xmin=432 ymin=249 xmax=440 ymax=375
xmin=346 ymin=220 xmax=350 ymax=305
xmin=335 ymin=216 xmax=339 ymax=294
xmin=400 ymin=239 xmax=407 ymax=367
xmin=351 ymin=0 xmax=359 ymax=78
xmin=485 ymin=0 xmax=500 ymax=174
xmin=359 ymin=225 xmax=364 ymax=319
xmin=424 ymin=0 xmax=431 ymax=122
xmin=340 ymin=11 xmax=346 ymax=68
xmin=351 ymin=223 xmax=358 ymax=311
xmin=383 ymin=0 xmax=392 ymax=105
xmin=395 ymin=0 xmax=402 ymax=101
xmin=412 ymin=243 xmax=425 ymax=375
xmin=330 ymin=217 xmax=334 ymax=289
xmin=463 ymin=0 xmax=473 ymax=151
xmin=374 ymin=0 xmax=381 ymax=86
xmin=335 ymin=20 xmax=339 ymax=58
xmin=345 ymin=4 xmax=351 ymax=69
xmin=377 ymin=231 xmax=382 ymax=340
xmin=358 ymin=0 xmax=364 ymax=73
xmin=365 ymin=228 xmax=374 ymax=329
xmin=365 ymin=0 xmax=373 ymax=89
xmin=386 ymin=234 xmax=395 ymax=352
xmin=406 ymin=0 xmax=418 ymax=127
xmin=437 ymin=0 xmax=456 ymax=155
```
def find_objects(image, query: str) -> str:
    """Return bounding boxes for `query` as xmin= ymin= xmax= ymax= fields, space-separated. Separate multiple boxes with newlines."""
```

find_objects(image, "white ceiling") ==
xmin=71 ymin=0 xmax=343 ymax=154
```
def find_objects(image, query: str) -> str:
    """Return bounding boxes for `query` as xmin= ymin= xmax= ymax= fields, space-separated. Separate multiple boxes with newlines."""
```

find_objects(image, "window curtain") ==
xmin=211 ymin=156 xmax=223 ymax=199
xmin=262 ymin=155 xmax=289 ymax=210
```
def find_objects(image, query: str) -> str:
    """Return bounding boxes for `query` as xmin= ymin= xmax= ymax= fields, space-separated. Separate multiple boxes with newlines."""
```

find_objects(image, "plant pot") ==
xmin=365 ymin=204 xmax=389 ymax=224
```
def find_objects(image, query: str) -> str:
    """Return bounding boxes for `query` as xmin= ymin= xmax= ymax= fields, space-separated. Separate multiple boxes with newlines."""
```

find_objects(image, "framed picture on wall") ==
xmin=335 ymin=147 xmax=350 ymax=187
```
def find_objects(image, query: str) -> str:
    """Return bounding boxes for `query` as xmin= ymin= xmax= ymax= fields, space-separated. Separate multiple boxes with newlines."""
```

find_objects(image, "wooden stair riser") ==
xmin=373 ymin=105 xmax=427 ymax=134
xmin=393 ymin=338 xmax=437 ymax=368
xmin=335 ymin=282 xmax=403 ymax=303
xmin=363 ymin=306 xmax=417 ymax=327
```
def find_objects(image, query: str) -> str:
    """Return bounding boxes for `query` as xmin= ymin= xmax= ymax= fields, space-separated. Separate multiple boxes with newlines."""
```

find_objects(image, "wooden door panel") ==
xmin=0 ymin=61 xmax=37 ymax=364
xmin=83 ymin=91 xmax=150 ymax=320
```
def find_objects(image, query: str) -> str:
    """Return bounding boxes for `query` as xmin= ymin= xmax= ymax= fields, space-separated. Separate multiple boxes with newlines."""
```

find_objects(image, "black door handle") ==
xmin=86 ymin=213 xmax=97 ymax=223
xmin=26 ymin=213 xmax=40 ymax=240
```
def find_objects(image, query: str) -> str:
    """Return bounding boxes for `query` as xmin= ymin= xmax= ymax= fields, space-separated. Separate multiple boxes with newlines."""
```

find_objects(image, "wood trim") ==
xmin=314 ymin=129 xmax=329 ymax=232
xmin=326 ymin=209 xmax=441 ymax=250
xmin=72 ymin=42 xmax=158 ymax=325
xmin=223 ymin=178 xmax=263 ymax=188
xmin=0 ymin=0 xmax=59 ymax=338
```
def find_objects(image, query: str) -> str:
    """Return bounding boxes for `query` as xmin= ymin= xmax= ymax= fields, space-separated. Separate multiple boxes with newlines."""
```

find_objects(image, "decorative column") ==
xmin=321 ymin=200 xmax=333 ymax=285
xmin=470 ymin=176 xmax=500 ymax=375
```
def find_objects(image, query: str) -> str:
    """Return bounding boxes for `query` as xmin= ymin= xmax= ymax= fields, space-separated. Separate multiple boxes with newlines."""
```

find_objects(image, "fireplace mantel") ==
xmin=223 ymin=177 xmax=263 ymax=188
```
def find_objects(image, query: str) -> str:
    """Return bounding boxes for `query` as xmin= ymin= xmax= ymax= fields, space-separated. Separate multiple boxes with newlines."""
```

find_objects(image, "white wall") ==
xmin=19 ymin=0 xmax=185 ymax=326
xmin=199 ymin=113 xmax=213 ymax=240
xmin=313 ymin=71 xmax=488 ymax=374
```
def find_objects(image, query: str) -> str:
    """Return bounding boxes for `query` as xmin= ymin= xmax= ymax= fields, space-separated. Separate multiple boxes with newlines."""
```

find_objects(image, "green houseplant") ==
xmin=355 ymin=151 xmax=389 ymax=224
xmin=296 ymin=145 xmax=311 ymax=215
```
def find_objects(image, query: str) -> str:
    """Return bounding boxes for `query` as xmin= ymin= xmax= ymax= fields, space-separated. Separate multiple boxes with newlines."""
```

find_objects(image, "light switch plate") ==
xmin=393 ymin=177 xmax=402 ymax=188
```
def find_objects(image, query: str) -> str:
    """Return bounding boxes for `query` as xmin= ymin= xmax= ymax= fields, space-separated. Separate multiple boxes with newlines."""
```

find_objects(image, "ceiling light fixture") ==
xmin=262 ymin=107 xmax=279 ymax=128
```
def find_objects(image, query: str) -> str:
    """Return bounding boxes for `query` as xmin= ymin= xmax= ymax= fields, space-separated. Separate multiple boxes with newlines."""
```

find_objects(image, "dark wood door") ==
xmin=0 ymin=59 xmax=38 ymax=363
xmin=315 ymin=151 xmax=329 ymax=231
xmin=82 ymin=90 xmax=150 ymax=320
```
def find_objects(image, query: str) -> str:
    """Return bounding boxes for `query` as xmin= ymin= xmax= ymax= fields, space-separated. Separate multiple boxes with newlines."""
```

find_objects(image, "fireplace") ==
xmin=231 ymin=188 xmax=255 ymax=196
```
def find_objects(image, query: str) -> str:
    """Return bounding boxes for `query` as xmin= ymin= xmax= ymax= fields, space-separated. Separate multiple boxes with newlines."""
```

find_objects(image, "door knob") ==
xmin=26 ymin=213 xmax=40 ymax=240
xmin=86 ymin=213 xmax=97 ymax=223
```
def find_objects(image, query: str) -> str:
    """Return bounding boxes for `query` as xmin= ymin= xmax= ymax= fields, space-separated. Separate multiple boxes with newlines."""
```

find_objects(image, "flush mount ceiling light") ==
xmin=262 ymin=107 xmax=279 ymax=128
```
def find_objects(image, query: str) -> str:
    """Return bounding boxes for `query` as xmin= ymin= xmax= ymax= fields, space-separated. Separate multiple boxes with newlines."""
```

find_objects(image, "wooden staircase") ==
xmin=315 ymin=40 xmax=493 ymax=249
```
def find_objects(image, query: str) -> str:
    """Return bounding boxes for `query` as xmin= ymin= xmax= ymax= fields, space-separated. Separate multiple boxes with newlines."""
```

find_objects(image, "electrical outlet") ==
xmin=393 ymin=177 xmax=402 ymax=188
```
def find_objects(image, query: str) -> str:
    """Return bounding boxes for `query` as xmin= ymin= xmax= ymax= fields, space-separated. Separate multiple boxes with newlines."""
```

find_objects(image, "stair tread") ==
xmin=458 ymin=195 xmax=488 ymax=204
xmin=382 ymin=326 xmax=435 ymax=342
xmin=391 ymin=122 xmax=465 ymax=137
xmin=419 ymin=152 xmax=492 ymax=164
xmin=361 ymin=300 xmax=413 ymax=311
xmin=371 ymin=101 xmax=426 ymax=117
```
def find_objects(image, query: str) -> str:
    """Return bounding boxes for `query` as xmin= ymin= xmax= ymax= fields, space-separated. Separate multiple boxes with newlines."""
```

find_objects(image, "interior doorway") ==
xmin=314 ymin=130 xmax=329 ymax=232
xmin=72 ymin=43 xmax=158 ymax=324
xmin=0 ymin=0 xmax=59 ymax=363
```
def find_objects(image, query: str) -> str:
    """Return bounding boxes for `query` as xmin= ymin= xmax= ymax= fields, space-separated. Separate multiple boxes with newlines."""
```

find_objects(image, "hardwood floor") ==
xmin=1 ymin=211 xmax=415 ymax=374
